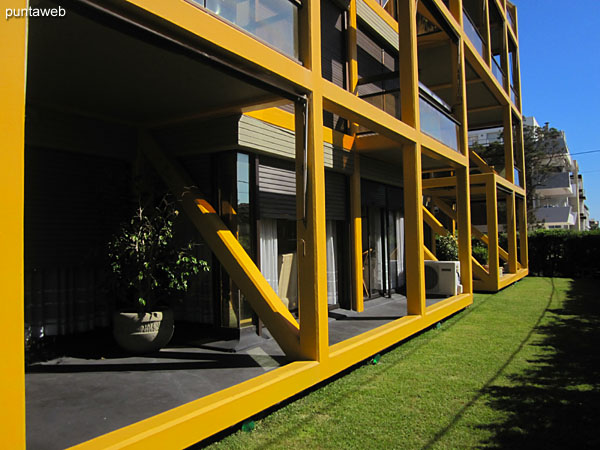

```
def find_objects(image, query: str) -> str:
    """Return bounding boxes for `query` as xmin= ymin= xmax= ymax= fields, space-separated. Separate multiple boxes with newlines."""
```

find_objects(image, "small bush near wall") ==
xmin=528 ymin=230 xmax=600 ymax=278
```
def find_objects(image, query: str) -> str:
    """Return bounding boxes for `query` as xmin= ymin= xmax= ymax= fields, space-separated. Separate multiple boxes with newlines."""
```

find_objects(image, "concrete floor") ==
xmin=26 ymin=294 xmax=446 ymax=449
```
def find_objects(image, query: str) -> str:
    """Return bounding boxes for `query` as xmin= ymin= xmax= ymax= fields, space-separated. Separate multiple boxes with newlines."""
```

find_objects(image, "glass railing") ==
xmin=463 ymin=9 xmax=485 ymax=58
xmin=193 ymin=0 xmax=299 ymax=58
xmin=357 ymin=91 xmax=401 ymax=133
xmin=514 ymin=167 xmax=523 ymax=187
xmin=511 ymin=86 xmax=518 ymax=105
xmin=492 ymin=57 xmax=506 ymax=88
xmin=419 ymin=94 xmax=460 ymax=152
xmin=507 ymin=9 xmax=516 ymax=32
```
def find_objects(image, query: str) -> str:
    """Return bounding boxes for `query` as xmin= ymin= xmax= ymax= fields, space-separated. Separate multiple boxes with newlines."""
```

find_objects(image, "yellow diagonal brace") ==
xmin=471 ymin=227 xmax=510 ymax=263
xmin=431 ymin=196 xmax=510 ymax=263
xmin=469 ymin=150 xmax=495 ymax=174
xmin=422 ymin=206 xmax=449 ymax=237
xmin=472 ymin=256 xmax=489 ymax=281
xmin=424 ymin=245 xmax=438 ymax=261
xmin=139 ymin=132 xmax=302 ymax=358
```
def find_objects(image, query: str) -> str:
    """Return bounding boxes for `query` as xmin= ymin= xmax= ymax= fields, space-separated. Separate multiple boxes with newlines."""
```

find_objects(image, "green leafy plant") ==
xmin=435 ymin=233 xmax=459 ymax=261
xmin=472 ymin=243 xmax=488 ymax=266
xmin=108 ymin=195 xmax=209 ymax=314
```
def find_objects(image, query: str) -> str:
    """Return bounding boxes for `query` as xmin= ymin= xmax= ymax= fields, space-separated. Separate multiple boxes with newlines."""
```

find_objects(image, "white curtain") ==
xmin=395 ymin=211 xmax=406 ymax=288
xmin=259 ymin=219 xmax=279 ymax=294
xmin=369 ymin=208 xmax=383 ymax=291
xmin=326 ymin=221 xmax=338 ymax=305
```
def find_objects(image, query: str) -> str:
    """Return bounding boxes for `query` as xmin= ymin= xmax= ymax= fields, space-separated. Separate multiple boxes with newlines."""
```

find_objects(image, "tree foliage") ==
xmin=108 ymin=195 xmax=209 ymax=314
xmin=471 ymin=124 xmax=564 ymax=227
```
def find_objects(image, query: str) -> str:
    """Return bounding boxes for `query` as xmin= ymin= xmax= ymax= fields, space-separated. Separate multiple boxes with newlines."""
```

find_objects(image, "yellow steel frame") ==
xmin=1 ymin=2 xmax=27 ymax=448
xmin=423 ymin=173 xmax=527 ymax=292
xmin=3 ymin=0 xmax=527 ymax=447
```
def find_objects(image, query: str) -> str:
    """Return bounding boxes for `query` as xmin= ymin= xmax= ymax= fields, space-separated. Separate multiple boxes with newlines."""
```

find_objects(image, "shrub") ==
xmin=472 ymin=243 xmax=488 ymax=265
xmin=528 ymin=229 xmax=600 ymax=278
xmin=435 ymin=234 xmax=458 ymax=261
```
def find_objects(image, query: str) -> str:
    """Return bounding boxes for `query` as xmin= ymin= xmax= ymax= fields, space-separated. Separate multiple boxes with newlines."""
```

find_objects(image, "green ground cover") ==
xmin=205 ymin=278 xmax=600 ymax=449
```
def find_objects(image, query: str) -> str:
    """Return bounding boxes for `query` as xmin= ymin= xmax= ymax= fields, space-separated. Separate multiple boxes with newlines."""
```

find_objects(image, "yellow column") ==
xmin=350 ymin=153 xmax=364 ymax=312
xmin=506 ymin=192 xmax=518 ymax=273
xmin=404 ymin=144 xmax=426 ymax=314
xmin=486 ymin=178 xmax=500 ymax=287
xmin=347 ymin=0 xmax=363 ymax=312
xmin=503 ymin=105 xmax=514 ymax=183
xmin=449 ymin=0 xmax=464 ymax=24
xmin=297 ymin=0 xmax=329 ymax=361
xmin=484 ymin=0 xmax=492 ymax=66
xmin=398 ymin=0 xmax=425 ymax=315
xmin=0 ymin=6 xmax=27 ymax=448
xmin=518 ymin=196 xmax=529 ymax=269
xmin=456 ymin=168 xmax=473 ymax=294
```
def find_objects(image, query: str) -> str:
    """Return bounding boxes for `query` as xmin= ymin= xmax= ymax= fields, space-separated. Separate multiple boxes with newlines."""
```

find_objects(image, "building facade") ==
xmin=2 ymin=0 xmax=526 ymax=447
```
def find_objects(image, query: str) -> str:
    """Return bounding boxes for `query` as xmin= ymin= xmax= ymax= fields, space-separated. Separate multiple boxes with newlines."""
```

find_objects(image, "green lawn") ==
xmin=205 ymin=278 xmax=600 ymax=449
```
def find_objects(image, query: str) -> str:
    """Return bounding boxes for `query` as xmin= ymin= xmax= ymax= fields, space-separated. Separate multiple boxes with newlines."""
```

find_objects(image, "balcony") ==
xmin=463 ymin=9 xmax=485 ymax=59
xmin=191 ymin=0 xmax=299 ymax=58
xmin=357 ymin=75 xmax=460 ymax=152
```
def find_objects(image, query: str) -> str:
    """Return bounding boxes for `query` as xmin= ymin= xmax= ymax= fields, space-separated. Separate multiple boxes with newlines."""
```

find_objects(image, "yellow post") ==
xmin=404 ymin=144 xmax=426 ymax=315
xmin=484 ymin=0 xmax=492 ymax=66
xmin=347 ymin=0 xmax=363 ymax=312
xmin=297 ymin=0 xmax=329 ymax=361
xmin=486 ymin=178 xmax=500 ymax=286
xmin=518 ymin=196 xmax=529 ymax=268
xmin=398 ymin=0 xmax=420 ymax=128
xmin=350 ymin=153 xmax=364 ymax=312
xmin=448 ymin=0 xmax=463 ymax=24
xmin=0 ymin=6 xmax=27 ymax=447
xmin=456 ymin=168 xmax=473 ymax=294
xmin=506 ymin=192 xmax=518 ymax=273
xmin=398 ymin=0 xmax=425 ymax=315
xmin=503 ymin=105 xmax=515 ymax=184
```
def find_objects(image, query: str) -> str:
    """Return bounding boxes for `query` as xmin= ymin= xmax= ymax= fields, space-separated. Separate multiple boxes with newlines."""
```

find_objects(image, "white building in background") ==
xmin=468 ymin=116 xmax=592 ymax=230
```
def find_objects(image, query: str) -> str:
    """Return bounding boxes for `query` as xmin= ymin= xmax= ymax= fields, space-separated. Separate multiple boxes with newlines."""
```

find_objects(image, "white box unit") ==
xmin=424 ymin=261 xmax=463 ymax=296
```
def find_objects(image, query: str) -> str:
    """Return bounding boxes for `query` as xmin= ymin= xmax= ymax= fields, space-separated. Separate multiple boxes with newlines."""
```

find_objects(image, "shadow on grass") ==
xmin=480 ymin=278 xmax=600 ymax=449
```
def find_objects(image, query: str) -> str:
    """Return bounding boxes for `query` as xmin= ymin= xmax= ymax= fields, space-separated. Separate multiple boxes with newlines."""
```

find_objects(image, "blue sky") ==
xmin=513 ymin=0 xmax=600 ymax=221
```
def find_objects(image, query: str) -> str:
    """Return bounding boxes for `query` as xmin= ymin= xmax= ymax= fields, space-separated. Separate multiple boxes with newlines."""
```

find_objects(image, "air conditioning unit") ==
xmin=424 ymin=261 xmax=463 ymax=296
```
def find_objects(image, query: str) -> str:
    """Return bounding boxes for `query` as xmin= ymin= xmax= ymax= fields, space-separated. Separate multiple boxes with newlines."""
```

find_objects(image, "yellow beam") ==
xmin=0 ymin=6 xmax=27 ymax=448
xmin=124 ymin=0 xmax=312 ymax=92
xmin=297 ymin=0 xmax=329 ymax=362
xmin=322 ymin=81 xmax=417 ymax=144
xmin=139 ymin=133 xmax=302 ymax=358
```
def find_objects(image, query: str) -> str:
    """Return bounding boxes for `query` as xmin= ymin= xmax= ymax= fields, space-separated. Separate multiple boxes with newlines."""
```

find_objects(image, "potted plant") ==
xmin=108 ymin=195 xmax=209 ymax=353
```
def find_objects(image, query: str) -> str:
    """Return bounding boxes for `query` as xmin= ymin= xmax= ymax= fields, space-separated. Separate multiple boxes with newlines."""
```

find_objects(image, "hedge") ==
xmin=527 ymin=229 xmax=600 ymax=278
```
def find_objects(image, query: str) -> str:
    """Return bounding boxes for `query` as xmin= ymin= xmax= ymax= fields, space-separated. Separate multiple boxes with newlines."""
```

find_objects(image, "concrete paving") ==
xmin=26 ymin=295 xmax=446 ymax=449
